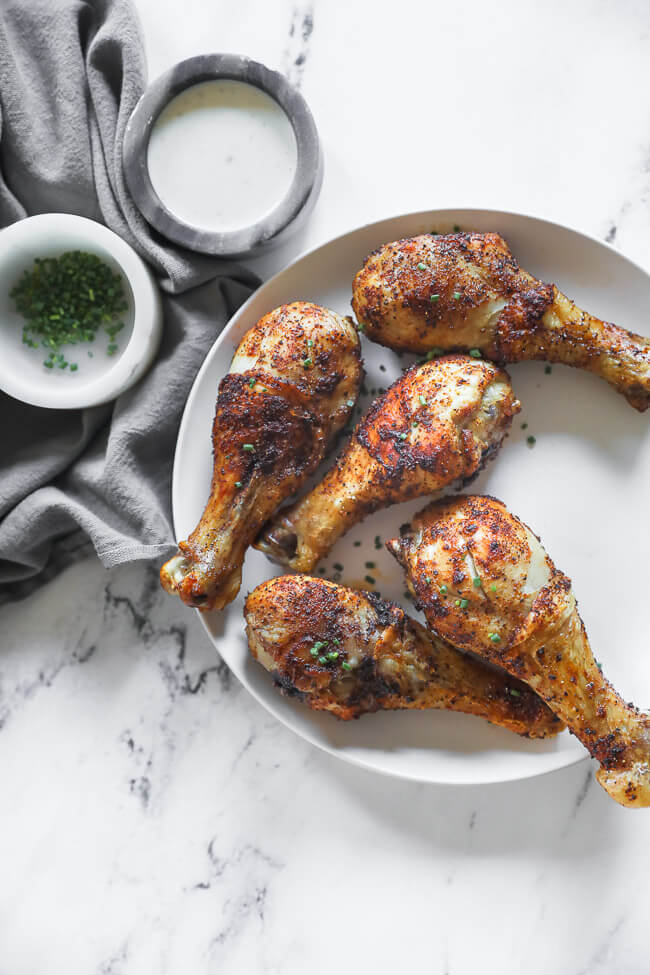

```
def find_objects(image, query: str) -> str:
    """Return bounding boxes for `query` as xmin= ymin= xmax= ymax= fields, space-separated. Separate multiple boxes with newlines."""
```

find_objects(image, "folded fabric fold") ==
xmin=0 ymin=0 xmax=260 ymax=589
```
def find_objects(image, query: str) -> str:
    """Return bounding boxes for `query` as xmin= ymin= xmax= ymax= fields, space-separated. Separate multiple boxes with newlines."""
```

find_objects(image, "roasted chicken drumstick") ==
xmin=245 ymin=575 xmax=562 ymax=737
xmin=352 ymin=232 xmax=650 ymax=411
xmin=256 ymin=355 xmax=519 ymax=571
xmin=160 ymin=302 xmax=362 ymax=610
xmin=388 ymin=495 xmax=650 ymax=807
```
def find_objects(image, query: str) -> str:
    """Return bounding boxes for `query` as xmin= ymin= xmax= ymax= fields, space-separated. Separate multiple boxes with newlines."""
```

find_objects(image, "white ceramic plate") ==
xmin=172 ymin=208 xmax=650 ymax=785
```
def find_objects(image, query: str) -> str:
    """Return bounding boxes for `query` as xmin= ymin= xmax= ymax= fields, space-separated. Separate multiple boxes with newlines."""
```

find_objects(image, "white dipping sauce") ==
xmin=147 ymin=80 xmax=298 ymax=233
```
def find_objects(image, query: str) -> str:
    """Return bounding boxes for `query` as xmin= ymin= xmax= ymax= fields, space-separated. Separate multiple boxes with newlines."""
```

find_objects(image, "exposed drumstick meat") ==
xmin=245 ymin=574 xmax=562 ymax=737
xmin=352 ymin=232 xmax=650 ymax=410
xmin=388 ymin=494 xmax=650 ymax=807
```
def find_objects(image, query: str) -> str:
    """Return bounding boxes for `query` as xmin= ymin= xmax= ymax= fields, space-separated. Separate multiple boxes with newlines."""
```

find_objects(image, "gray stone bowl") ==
xmin=123 ymin=53 xmax=323 ymax=258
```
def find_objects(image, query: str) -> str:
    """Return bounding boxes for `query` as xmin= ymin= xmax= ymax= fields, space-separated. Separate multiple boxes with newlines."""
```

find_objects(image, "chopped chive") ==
xmin=439 ymin=584 xmax=448 ymax=594
xmin=489 ymin=633 xmax=501 ymax=643
xmin=459 ymin=598 xmax=469 ymax=609
xmin=417 ymin=262 xmax=427 ymax=270
xmin=365 ymin=575 xmax=376 ymax=585
xmin=374 ymin=535 xmax=382 ymax=550
xmin=544 ymin=365 xmax=552 ymax=374
xmin=490 ymin=583 xmax=497 ymax=592
xmin=508 ymin=688 xmax=521 ymax=698
xmin=234 ymin=481 xmax=243 ymax=488
xmin=468 ymin=348 xmax=482 ymax=358
xmin=332 ymin=638 xmax=340 ymax=645
xmin=318 ymin=656 xmax=327 ymax=665
xmin=521 ymin=422 xmax=528 ymax=430
xmin=346 ymin=398 xmax=355 ymax=407
xmin=473 ymin=576 xmax=482 ymax=588
xmin=312 ymin=641 xmax=327 ymax=652
xmin=527 ymin=435 xmax=536 ymax=447
xmin=419 ymin=395 xmax=427 ymax=406
xmin=333 ymin=563 xmax=343 ymax=572
xmin=310 ymin=647 xmax=319 ymax=657
xmin=453 ymin=291 xmax=461 ymax=300
xmin=425 ymin=575 xmax=432 ymax=584
xmin=425 ymin=347 xmax=444 ymax=360
xmin=365 ymin=561 xmax=375 ymax=569
xmin=398 ymin=431 xmax=408 ymax=440
xmin=353 ymin=541 xmax=361 ymax=547
xmin=248 ymin=377 xmax=256 ymax=387
xmin=430 ymin=294 xmax=440 ymax=302
xmin=342 ymin=661 xmax=352 ymax=671
xmin=455 ymin=599 xmax=461 ymax=606
xmin=302 ymin=357 xmax=312 ymax=368
xmin=327 ymin=651 xmax=339 ymax=661
xmin=242 ymin=443 xmax=255 ymax=452
xmin=307 ymin=339 xmax=313 ymax=347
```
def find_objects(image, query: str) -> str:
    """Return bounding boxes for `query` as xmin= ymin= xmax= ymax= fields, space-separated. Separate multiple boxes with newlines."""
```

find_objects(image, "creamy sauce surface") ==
xmin=147 ymin=80 xmax=298 ymax=233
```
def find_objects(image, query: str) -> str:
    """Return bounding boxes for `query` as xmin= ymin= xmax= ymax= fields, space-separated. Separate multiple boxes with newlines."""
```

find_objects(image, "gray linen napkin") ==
xmin=0 ymin=0 xmax=259 ymax=589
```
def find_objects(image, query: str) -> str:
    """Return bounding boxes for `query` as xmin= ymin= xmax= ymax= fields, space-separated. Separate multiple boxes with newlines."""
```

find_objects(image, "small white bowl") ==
xmin=0 ymin=214 xmax=162 ymax=409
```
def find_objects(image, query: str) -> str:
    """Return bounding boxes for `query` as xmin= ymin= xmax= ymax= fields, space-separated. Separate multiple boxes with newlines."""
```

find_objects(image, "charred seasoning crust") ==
xmin=355 ymin=356 xmax=511 ymax=476
xmin=392 ymin=494 xmax=555 ymax=656
xmin=493 ymin=285 xmax=559 ymax=362
xmin=245 ymin=578 xmax=410 ymax=719
xmin=212 ymin=373 xmax=323 ymax=482
xmin=245 ymin=577 xmax=562 ymax=732
xmin=352 ymin=232 xmax=556 ymax=356
xmin=237 ymin=303 xmax=363 ymax=414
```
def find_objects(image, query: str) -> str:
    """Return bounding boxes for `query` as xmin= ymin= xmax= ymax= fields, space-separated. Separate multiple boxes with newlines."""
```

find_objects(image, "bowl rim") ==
xmin=0 ymin=213 xmax=162 ymax=410
xmin=122 ymin=53 xmax=323 ymax=258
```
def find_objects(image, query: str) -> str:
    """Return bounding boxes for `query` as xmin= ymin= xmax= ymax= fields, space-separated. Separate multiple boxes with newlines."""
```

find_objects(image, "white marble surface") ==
xmin=3 ymin=1 xmax=650 ymax=972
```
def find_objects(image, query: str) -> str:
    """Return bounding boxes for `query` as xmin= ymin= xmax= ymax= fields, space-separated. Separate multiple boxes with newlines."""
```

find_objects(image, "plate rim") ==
xmin=171 ymin=205 xmax=648 ymax=786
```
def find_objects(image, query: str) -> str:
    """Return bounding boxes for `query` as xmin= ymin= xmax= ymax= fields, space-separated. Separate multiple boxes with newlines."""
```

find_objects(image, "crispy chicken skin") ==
xmin=352 ymin=232 xmax=650 ymax=411
xmin=160 ymin=302 xmax=362 ymax=611
xmin=245 ymin=575 xmax=562 ymax=737
xmin=256 ymin=355 xmax=519 ymax=572
xmin=387 ymin=495 xmax=650 ymax=807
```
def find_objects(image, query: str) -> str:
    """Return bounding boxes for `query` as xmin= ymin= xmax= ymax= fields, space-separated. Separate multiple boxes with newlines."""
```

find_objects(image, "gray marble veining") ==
xmin=3 ymin=0 xmax=650 ymax=972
